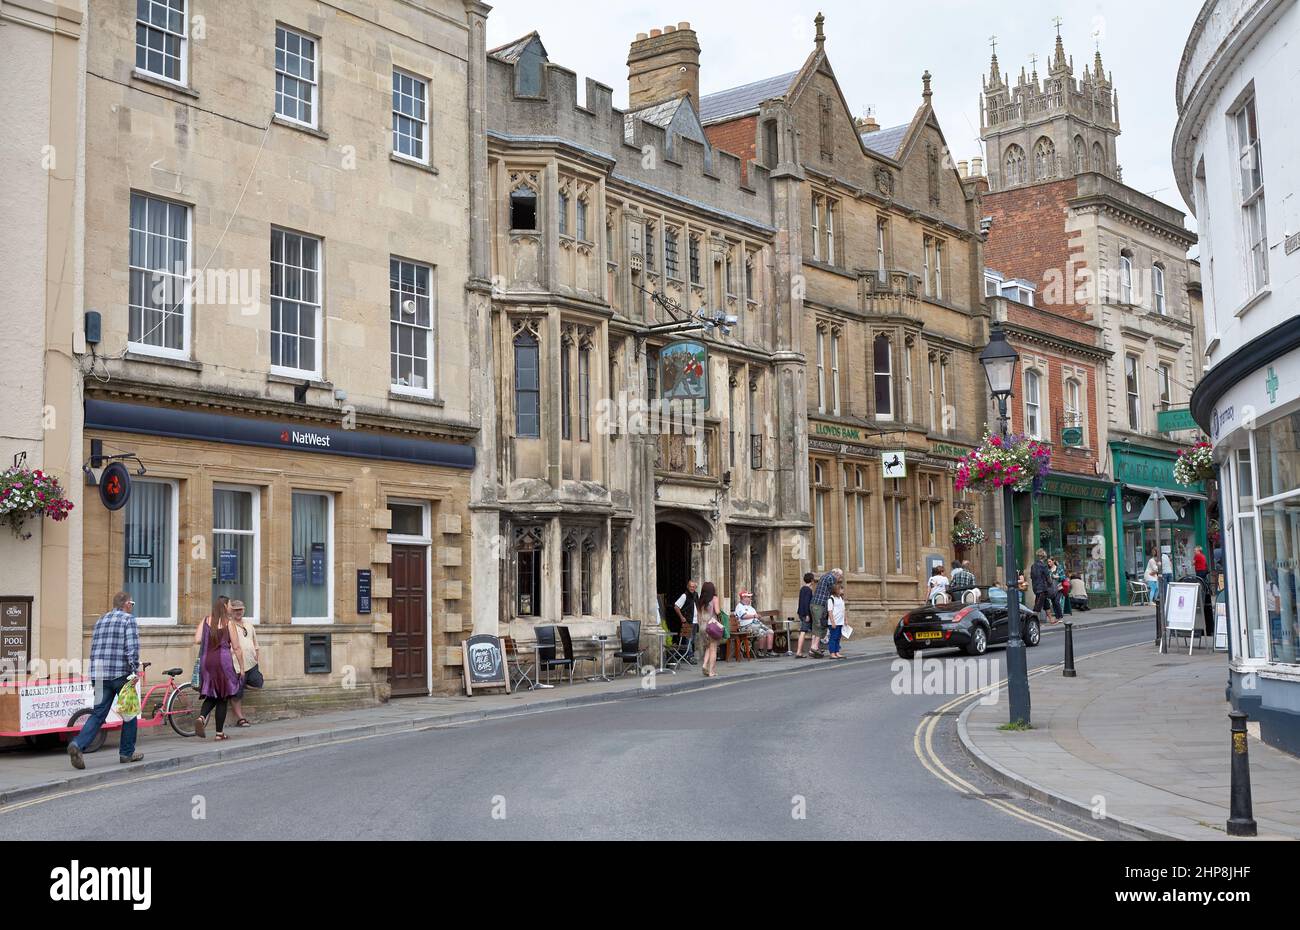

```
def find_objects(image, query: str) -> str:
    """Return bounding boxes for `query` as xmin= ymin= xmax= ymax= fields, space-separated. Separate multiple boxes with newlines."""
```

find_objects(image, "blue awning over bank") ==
xmin=84 ymin=399 xmax=475 ymax=470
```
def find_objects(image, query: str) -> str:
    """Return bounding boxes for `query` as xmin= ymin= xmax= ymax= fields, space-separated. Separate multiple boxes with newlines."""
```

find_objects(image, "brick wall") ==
xmin=984 ymin=177 xmax=1091 ymax=321
xmin=1005 ymin=337 xmax=1103 ymax=478
xmin=704 ymin=116 xmax=756 ymax=183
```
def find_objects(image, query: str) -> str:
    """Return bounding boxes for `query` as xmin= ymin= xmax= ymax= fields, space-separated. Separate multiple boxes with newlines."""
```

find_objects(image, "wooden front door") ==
xmin=388 ymin=544 xmax=429 ymax=697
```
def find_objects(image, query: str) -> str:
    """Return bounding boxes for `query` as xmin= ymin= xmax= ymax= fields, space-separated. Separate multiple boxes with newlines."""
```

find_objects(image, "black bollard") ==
xmin=1226 ymin=711 xmax=1258 ymax=837
xmin=1063 ymin=622 xmax=1077 ymax=678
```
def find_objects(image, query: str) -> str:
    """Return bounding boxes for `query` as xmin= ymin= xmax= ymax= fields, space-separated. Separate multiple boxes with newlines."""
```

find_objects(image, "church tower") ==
xmin=980 ymin=27 xmax=1121 ymax=192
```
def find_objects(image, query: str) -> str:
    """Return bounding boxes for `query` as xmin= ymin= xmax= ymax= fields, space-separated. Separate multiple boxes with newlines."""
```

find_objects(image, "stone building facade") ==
xmin=75 ymin=0 xmax=487 ymax=705
xmin=475 ymin=25 xmax=807 ymax=641
xmin=0 ymin=0 xmax=87 ymax=682
xmin=980 ymin=31 xmax=1202 ymax=607
xmin=702 ymin=16 xmax=996 ymax=633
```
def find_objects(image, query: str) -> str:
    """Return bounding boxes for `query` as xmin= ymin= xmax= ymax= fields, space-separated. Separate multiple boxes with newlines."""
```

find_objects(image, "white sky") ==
xmin=486 ymin=0 xmax=1202 ymax=225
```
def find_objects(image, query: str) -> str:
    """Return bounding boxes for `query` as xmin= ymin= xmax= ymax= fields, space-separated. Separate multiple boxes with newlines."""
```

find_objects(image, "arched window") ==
xmin=874 ymin=334 xmax=893 ymax=421
xmin=1119 ymin=250 xmax=1134 ymax=304
xmin=513 ymin=329 xmax=540 ymax=437
xmin=1092 ymin=142 xmax=1105 ymax=175
xmin=1025 ymin=370 xmax=1042 ymax=439
xmin=1003 ymin=144 xmax=1026 ymax=186
xmin=1073 ymin=136 xmax=1087 ymax=174
xmin=1033 ymin=137 xmax=1056 ymax=181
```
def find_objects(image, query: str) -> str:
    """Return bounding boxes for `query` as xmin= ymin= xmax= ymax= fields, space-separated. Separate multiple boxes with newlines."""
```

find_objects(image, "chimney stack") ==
xmin=628 ymin=22 xmax=701 ymax=109
xmin=971 ymin=156 xmax=984 ymax=177
xmin=854 ymin=108 xmax=880 ymax=133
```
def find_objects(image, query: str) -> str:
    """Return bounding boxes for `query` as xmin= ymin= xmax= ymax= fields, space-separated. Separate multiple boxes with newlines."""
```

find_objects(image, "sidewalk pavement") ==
xmin=961 ymin=641 xmax=1300 ymax=840
xmin=0 ymin=607 xmax=1142 ymax=811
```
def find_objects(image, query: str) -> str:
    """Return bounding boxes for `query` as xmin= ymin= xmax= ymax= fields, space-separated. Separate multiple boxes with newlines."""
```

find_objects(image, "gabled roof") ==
xmin=699 ymin=71 xmax=799 ymax=124
xmin=859 ymin=123 xmax=910 ymax=159
xmin=625 ymin=96 xmax=688 ymax=131
xmin=488 ymin=31 xmax=546 ymax=64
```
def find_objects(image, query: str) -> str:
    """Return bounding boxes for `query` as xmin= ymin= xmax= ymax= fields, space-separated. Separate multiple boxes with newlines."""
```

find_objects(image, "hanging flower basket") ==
xmin=955 ymin=433 xmax=1052 ymax=496
xmin=951 ymin=520 xmax=987 ymax=549
xmin=1174 ymin=441 xmax=1215 ymax=486
xmin=0 ymin=466 xmax=74 ymax=539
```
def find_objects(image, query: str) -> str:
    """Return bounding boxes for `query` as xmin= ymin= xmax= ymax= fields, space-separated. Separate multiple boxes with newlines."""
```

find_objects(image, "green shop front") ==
xmin=1111 ymin=444 xmax=1209 ymax=605
xmin=1007 ymin=473 xmax=1118 ymax=608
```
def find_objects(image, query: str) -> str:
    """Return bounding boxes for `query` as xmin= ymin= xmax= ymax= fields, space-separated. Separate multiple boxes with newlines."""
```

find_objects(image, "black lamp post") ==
xmin=980 ymin=324 xmax=1031 ymax=726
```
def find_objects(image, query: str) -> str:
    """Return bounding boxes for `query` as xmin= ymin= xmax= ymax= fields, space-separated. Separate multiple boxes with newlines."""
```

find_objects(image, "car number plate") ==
xmin=915 ymin=631 xmax=943 ymax=641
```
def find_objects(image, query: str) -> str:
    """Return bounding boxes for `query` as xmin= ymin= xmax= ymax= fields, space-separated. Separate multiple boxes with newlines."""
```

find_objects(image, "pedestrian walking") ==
xmin=826 ymin=582 xmax=847 ymax=659
xmin=228 ymin=600 xmax=262 ymax=727
xmin=808 ymin=569 xmax=843 ymax=659
xmin=794 ymin=573 xmax=818 ymax=658
xmin=1145 ymin=548 xmax=1161 ymax=603
xmin=68 ymin=591 xmax=142 ymax=769
xmin=193 ymin=596 xmax=243 ymax=740
xmin=672 ymin=580 xmax=699 ymax=664
xmin=1030 ymin=549 xmax=1061 ymax=624
xmin=1049 ymin=557 xmax=1070 ymax=617
xmin=697 ymin=581 xmax=722 ymax=678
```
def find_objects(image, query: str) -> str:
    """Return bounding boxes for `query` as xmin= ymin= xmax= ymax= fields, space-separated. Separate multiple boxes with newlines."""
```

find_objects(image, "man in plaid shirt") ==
xmin=807 ymin=569 xmax=843 ymax=658
xmin=69 ymin=591 xmax=142 ymax=769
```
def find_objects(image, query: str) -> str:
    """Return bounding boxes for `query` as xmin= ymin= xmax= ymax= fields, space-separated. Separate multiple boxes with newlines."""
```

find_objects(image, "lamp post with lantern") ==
xmin=979 ymin=324 xmax=1032 ymax=725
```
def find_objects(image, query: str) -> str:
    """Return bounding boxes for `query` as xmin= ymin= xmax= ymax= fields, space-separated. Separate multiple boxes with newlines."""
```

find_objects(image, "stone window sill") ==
xmin=272 ymin=115 xmax=329 ymax=140
xmin=123 ymin=351 xmax=202 ymax=372
xmin=391 ymin=152 xmax=439 ymax=175
xmin=131 ymin=69 xmax=199 ymax=99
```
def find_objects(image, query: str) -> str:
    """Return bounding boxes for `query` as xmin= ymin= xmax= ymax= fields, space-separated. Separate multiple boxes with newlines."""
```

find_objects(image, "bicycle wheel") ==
xmin=67 ymin=708 xmax=107 ymax=753
xmin=166 ymin=682 xmax=201 ymax=737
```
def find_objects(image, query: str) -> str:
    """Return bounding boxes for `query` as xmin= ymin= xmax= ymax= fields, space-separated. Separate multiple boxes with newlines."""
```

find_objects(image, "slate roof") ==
xmin=623 ymin=96 xmax=687 ymax=143
xmin=488 ymin=32 xmax=543 ymax=63
xmin=698 ymin=71 xmax=799 ymax=124
xmin=859 ymin=123 xmax=910 ymax=159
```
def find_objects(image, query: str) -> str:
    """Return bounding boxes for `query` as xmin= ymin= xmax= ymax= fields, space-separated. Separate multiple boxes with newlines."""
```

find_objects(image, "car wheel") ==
xmin=966 ymin=626 xmax=989 ymax=657
xmin=1024 ymin=617 xmax=1041 ymax=647
xmin=896 ymin=646 xmax=915 ymax=660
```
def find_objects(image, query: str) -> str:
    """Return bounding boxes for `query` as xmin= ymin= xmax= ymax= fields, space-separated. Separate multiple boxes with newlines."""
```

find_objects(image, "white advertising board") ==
xmin=17 ymin=680 xmax=121 ymax=734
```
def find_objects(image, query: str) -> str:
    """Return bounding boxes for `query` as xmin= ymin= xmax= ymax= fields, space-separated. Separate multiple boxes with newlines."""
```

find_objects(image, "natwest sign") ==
xmin=282 ymin=429 xmax=331 ymax=449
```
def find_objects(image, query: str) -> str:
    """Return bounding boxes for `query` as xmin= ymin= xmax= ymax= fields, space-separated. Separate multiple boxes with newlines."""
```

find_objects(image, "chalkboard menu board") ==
xmin=357 ymin=570 xmax=372 ymax=615
xmin=461 ymin=634 xmax=510 ymax=695
xmin=1 ymin=597 xmax=33 ymax=679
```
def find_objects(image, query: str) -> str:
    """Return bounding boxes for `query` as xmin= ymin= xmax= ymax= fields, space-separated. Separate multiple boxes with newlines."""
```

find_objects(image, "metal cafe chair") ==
xmin=502 ymin=636 xmax=535 ymax=691
xmin=1129 ymin=579 xmax=1152 ymax=606
xmin=614 ymin=620 xmax=646 ymax=676
xmin=536 ymin=625 xmax=577 ymax=685
xmin=557 ymin=626 xmax=596 ymax=682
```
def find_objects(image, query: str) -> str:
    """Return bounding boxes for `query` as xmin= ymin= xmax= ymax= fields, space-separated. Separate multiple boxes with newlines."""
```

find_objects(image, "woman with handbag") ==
xmin=229 ymin=599 xmax=262 ymax=727
xmin=697 ymin=581 xmax=723 ymax=678
xmin=192 ymin=596 xmax=243 ymax=740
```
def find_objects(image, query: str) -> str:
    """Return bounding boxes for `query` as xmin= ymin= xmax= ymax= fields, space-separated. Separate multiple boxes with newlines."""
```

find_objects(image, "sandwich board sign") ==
xmin=1163 ymin=582 xmax=1202 ymax=655
xmin=461 ymin=634 xmax=510 ymax=695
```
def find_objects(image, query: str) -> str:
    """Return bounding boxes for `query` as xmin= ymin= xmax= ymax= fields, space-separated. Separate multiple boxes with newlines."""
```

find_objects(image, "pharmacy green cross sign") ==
xmin=1266 ymin=367 xmax=1279 ymax=404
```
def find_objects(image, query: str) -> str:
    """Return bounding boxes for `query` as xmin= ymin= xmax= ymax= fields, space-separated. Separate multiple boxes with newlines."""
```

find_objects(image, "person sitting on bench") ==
xmin=734 ymin=589 xmax=775 ymax=658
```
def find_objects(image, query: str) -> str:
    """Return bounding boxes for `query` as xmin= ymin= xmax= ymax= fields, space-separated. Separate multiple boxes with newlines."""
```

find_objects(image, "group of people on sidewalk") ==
xmin=667 ymin=569 xmax=853 ymax=676
xmin=68 ymin=590 xmax=264 ymax=770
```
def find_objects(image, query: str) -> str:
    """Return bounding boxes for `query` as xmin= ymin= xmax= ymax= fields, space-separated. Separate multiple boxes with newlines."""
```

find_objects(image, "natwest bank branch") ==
xmin=81 ymin=399 xmax=475 ymax=708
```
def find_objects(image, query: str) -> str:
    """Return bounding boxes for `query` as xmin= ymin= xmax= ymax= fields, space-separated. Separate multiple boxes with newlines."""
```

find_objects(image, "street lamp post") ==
xmin=980 ymin=325 xmax=1032 ymax=726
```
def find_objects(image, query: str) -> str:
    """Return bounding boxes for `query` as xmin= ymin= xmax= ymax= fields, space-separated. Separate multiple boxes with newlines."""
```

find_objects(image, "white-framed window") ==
xmin=1025 ymin=369 xmax=1042 ymax=439
xmin=390 ymin=257 xmax=435 ymax=396
xmin=923 ymin=236 xmax=933 ymax=297
xmin=1065 ymin=378 xmax=1082 ymax=436
xmin=830 ymin=329 xmax=841 ymax=416
xmin=271 ymin=228 xmax=323 ymax=378
xmin=811 ymin=197 xmax=822 ymax=262
xmin=275 ymin=25 xmax=318 ymax=128
xmin=392 ymin=69 xmax=429 ymax=163
xmin=1119 ymin=251 xmax=1134 ymax=304
xmin=1158 ymin=363 xmax=1173 ymax=411
xmin=815 ymin=328 xmax=827 ymax=414
xmin=136 ymin=0 xmax=187 ymax=85
xmin=1125 ymin=354 xmax=1141 ymax=430
xmin=985 ymin=271 xmax=1002 ymax=298
xmin=939 ymin=360 xmax=949 ymax=436
xmin=825 ymin=200 xmax=836 ymax=265
xmin=128 ymin=192 xmax=191 ymax=358
xmin=1153 ymin=263 xmax=1167 ymax=315
xmin=291 ymin=491 xmax=334 ymax=624
xmin=877 ymin=218 xmax=888 ymax=277
xmin=213 ymin=485 xmax=260 ymax=623
xmin=1233 ymin=94 xmax=1268 ymax=293
xmin=903 ymin=343 xmax=914 ymax=423
xmin=386 ymin=499 xmax=430 ymax=543
xmin=874 ymin=335 xmax=893 ymax=421
xmin=124 ymin=478 xmax=179 ymax=625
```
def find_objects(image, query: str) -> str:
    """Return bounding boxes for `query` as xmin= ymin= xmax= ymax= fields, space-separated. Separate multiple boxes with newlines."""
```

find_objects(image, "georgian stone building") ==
xmin=476 ymin=24 xmax=806 ymax=639
xmin=980 ymin=31 xmax=1202 ymax=606
xmin=76 ymin=0 xmax=487 ymax=704
xmin=702 ymin=15 xmax=996 ymax=632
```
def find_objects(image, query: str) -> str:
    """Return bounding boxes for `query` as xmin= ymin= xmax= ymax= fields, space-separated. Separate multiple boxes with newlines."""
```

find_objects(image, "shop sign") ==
xmin=659 ymin=342 xmax=709 ymax=410
xmin=811 ymin=422 xmax=868 ymax=445
xmin=1112 ymin=448 xmax=1198 ymax=492
xmin=1041 ymin=477 xmax=1111 ymax=501
xmin=1266 ymin=367 xmax=1280 ymax=405
xmin=0 ymin=598 xmax=32 ymax=680
xmin=929 ymin=442 xmax=970 ymax=460
xmin=462 ymin=634 xmax=509 ymax=695
xmin=0 ymin=679 xmax=122 ymax=735
xmin=1062 ymin=427 xmax=1084 ymax=447
xmin=1286 ymin=231 xmax=1300 ymax=256
xmin=1156 ymin=408 xmax=1198 ymax=433
xmin=882 ymin=451 xmax=907 ymax=479
xmin=357 ymin=570 xmax=372 ymax=615
xmin=99 ymin=461 xmax=132 ymax=512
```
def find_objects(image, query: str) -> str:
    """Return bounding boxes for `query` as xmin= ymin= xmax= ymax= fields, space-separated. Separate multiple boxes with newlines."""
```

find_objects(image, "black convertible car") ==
xmin=894 ymin=600 xmax=1042 ymax=658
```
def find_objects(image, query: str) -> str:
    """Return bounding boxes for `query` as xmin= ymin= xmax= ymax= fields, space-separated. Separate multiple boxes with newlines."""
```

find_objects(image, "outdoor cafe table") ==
xmin=586 ymin=635 xmax=613 ymax=683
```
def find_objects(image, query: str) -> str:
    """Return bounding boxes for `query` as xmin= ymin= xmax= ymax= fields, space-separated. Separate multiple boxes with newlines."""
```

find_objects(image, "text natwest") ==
xmin=286 ymin=429 xmax=331 ymax=448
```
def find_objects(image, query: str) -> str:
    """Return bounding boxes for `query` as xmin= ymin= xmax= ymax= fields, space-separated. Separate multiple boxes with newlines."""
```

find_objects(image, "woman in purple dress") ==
xmin=192 ymin=596 xmax=243 ymax=740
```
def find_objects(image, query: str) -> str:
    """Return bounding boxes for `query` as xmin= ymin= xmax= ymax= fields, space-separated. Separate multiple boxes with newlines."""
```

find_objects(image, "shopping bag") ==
xmin=115 ymin=676 xmax=141 ymax=720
